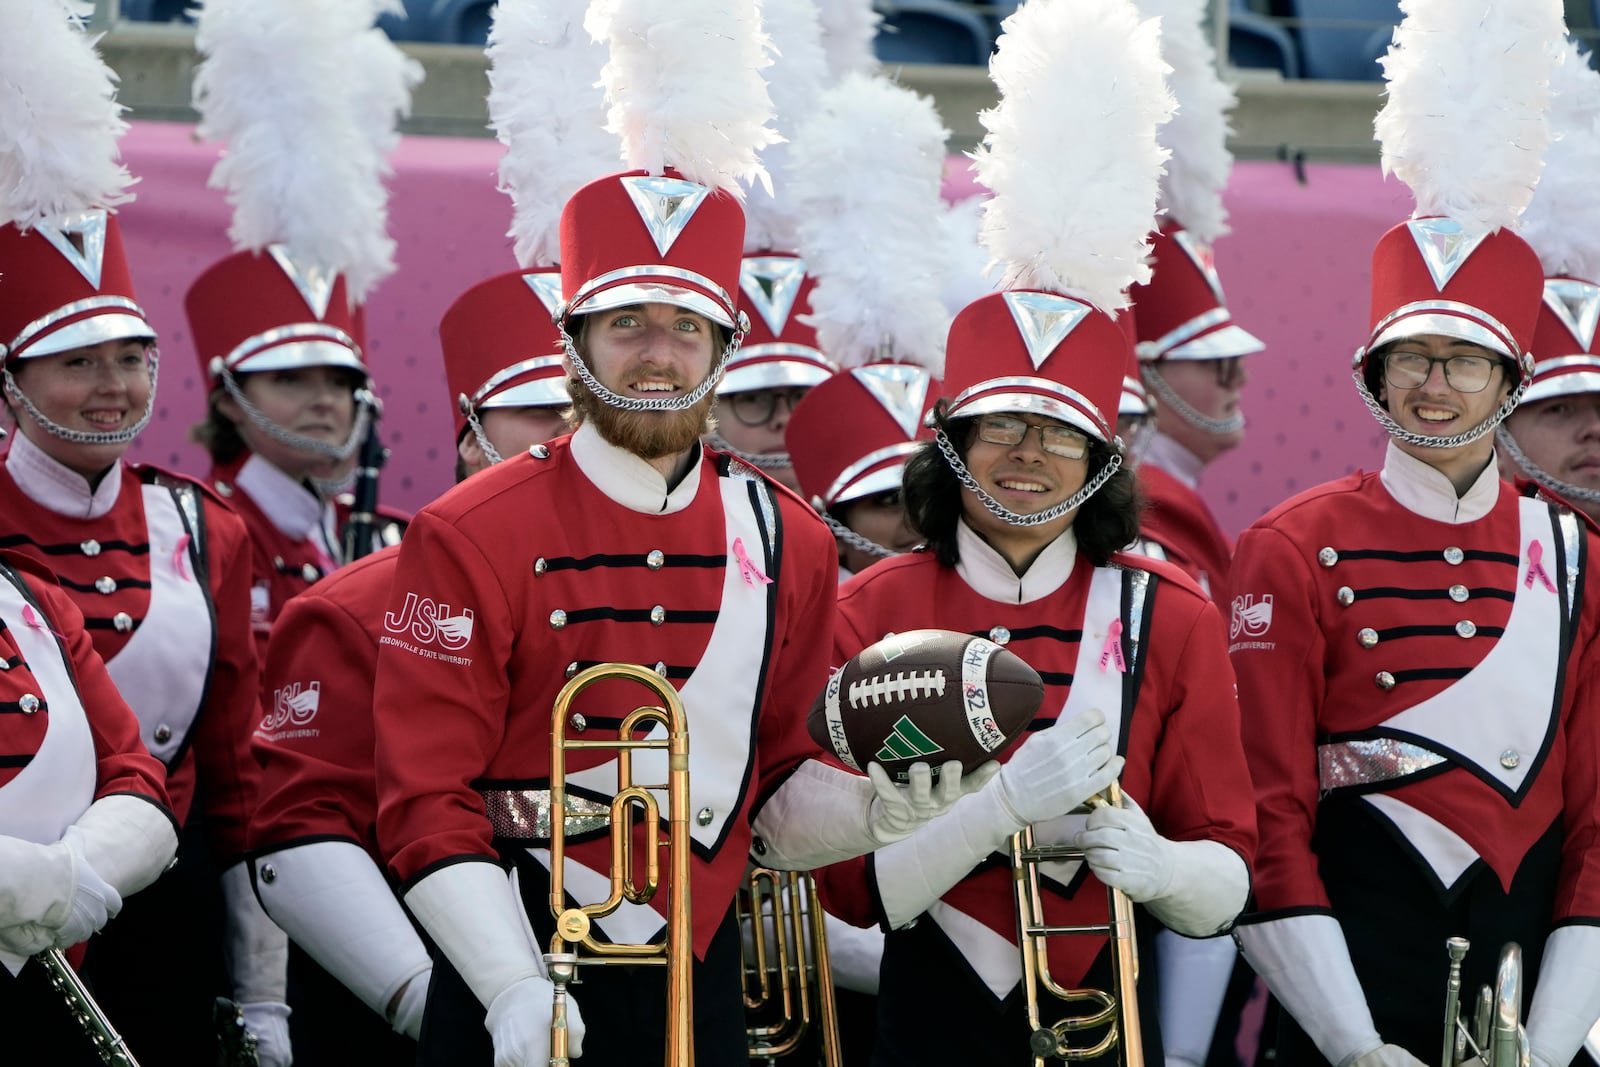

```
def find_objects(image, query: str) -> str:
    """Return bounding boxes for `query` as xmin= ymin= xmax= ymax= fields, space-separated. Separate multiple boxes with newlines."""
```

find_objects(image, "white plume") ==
xmin=193 ymin=0 xmax=420 ymax=302
xmin=1374 ymin=0 xmax=1566 ymax=238
xmin=1133 ymin=0 xmax=1234 ymax=243
xmin=0 ymin=0 xmax=133 ymax=229
xmin=742 ymin=0 xmax=830 ymax=252
xmin=815 ymin=0 xmax=881 ymax=81
xmin=973 ymin=0 xmax=1175 ymax=312
xmin=1520 ymin=41 xmax=1600 ymax=282
xmin=586 ymin=0 xmax=779 ymax=196
xmin=488 ymin=0 xmax=617 ymax=268
xmin=790 ymin=73 xmax=950 ymax=372
xmin=940 ymin=194 xmax=999 ymax=319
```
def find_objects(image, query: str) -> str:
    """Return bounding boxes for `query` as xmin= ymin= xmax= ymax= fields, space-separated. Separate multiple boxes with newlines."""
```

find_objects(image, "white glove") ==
xmin=1346 ymin=1044 xmax=1427 ymax=1067
xmin=388 ymin=967 xmax=430 ymax=1040
xmin=65 ymin=795 xmax=177 ymax=900
xmin=1527 ymin=925 xmax=1600 ymax=1067
xmin=993 ymin=709 xmax=1122 ymax=827
xmin=241 ymin=1000 xmax=293 ymax=1067
xmin=1235 ymin=914 xmax=1383 ymax=1067
xmin=484 ymin=974 xmax=587 ymax=1067
xmin=1157 ymin=930 xmax=1236 ymax=1067
xmin=52 ymin=837 xmax=120 ymax=949
xmin=866 ymin=759 xmax=998 ymax=845
xmin=1075 ymin=795 xmax=1173 ymax=903
xmin=0 ymin=835 xmax=78 ymax=931
xmin=221 ymin=862 xmax=289 ymax=1005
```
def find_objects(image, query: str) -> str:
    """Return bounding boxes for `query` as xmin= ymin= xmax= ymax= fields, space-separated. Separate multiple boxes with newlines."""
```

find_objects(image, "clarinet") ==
xmin=341 ymin=389 xmax=388 ymax=563
xmin=36 ymin=947 xmax=140 ymax=1067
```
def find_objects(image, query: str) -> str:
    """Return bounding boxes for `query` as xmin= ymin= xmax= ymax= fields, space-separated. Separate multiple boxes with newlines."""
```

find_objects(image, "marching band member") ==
xmin=186 ymin=0 xmax=422 ymax=652
xmin=1227 ymin=4 xmax=1600 ymax=1064
xmin=372 ymin=5 xmax=988 ymax=1065
xmin=813 ymin=5 xmax=1256 ymax=1062
xmin=0 ymin=3 xmax=277 ymax=1061
xmin=249 ymin=7 xmax=614 ymax=1058
xmin=0 ymin=555 xmax=178 ymax=1065
xmin=1497 ymin=41 xmax=1600 ymax=525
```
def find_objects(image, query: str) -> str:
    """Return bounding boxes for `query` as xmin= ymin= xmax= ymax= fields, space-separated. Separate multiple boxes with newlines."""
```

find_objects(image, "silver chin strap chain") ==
xmin=705 ymin=434 xmax=792 ymax=470
xmin=217 ymin=367 xmax=371 ymax=463
xmin=558 ymin=323 xmax=738 ymax=414
xmin=821 ymin=511 xmax=899 ymax=560
xmin=934 ymin=428 xmax=1123 ymax=527
xmin=1496 ymin=424 xmax=1600 ymax=506
xmin=1141 ymin=364 xmax=1245 ymax=436
xmin=1353 ymin=369 xmax=1527 ymax=451
xmin=3 ymin=353 xmax=160 ymax=446
xmin=464 ymin=408 xmax=505 ymax=466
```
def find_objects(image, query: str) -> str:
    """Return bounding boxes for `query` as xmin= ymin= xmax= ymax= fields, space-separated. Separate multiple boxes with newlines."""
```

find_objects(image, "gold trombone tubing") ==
xmin=1011 ymin=782 xmax=1143 ymax=1066
xmin=547 ymin=663 xmax=694 ymax=1067
xmin=740 ymin=868 xmax=843 ymax=1064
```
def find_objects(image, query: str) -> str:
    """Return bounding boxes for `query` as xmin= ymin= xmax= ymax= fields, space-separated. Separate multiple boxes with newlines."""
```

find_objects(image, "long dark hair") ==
xmin=904 ymin=402 xmax=1143 ymax=568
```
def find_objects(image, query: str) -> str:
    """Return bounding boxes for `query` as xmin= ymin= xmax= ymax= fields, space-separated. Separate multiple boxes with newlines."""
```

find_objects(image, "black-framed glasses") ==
xmin=1384 ymin=351 xmax=1500 ymax=394
xmin=727 ymin=387 xmax=808 ymax=426
xmin=973 ymin=414 xmax=1089 ymax=460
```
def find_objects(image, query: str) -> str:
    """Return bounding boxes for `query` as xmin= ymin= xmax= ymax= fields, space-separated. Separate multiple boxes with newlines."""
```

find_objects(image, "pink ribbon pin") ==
xmin=732 ymin=538 xmax=772 ymax=587
xmin=173 ymin=533 xmax=193 ymax=581
xmin=21 ymin=604 xmax=63 ymax=639
xmin=1099 ymin=618 xmax=1126 ymax=673
xmin=1525 ymin=540 xmax=1556 ymax=593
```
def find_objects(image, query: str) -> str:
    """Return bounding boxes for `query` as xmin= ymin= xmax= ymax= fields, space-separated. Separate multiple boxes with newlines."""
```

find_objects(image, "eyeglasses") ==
xmin=973 ymin=415 xmax=1089 ymax=460
xmin=1212 ymin=357 xmax=1245 ymax=388
xmin=1384 ymin=351 xmax=1501 ymax=394
xmin=726 ymin=387 xmax=808 ymax=426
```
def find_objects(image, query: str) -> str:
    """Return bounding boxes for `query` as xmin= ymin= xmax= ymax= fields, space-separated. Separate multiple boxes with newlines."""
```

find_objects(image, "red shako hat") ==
xmin=722 ymin=253 xmax=836 ymax=393
xmin=1130 ymin=226 xmax=1263 ymax=363
xmin=441 ymin=267 xmax=570 ymax=438
xmin=0 ymin=212 xmax=154 ymax=363
xmin=786 ymin=363 xmax=939 ymax=509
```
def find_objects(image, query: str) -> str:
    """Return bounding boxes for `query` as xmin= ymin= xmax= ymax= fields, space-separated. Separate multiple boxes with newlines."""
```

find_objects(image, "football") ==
xmin=808 ymin=629 xmax=1044 ymax=785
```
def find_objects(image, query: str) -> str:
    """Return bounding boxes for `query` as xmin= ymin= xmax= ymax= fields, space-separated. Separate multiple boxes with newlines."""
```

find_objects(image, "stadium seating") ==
xmin=873 ymin=0 xmax=993 ymax=66
xmin=1288 ymin=0 xmax=1398 ymax=81
xmin=1228 ymin=0 xmax=1300 ymax=79
xmin=118 ymin=0 xmax=191 ymax=24
xmin=428 ymin=0 xmax=495 ymax=46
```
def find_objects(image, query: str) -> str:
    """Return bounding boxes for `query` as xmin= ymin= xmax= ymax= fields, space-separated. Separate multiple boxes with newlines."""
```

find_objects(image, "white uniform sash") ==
xmin=104 ymin=484 xmax=213 ymax=765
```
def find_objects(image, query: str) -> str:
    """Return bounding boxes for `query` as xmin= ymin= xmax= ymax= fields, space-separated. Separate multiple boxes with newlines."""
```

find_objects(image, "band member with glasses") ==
xmin=1228 ymin=6 xmax=1600 ymax=1063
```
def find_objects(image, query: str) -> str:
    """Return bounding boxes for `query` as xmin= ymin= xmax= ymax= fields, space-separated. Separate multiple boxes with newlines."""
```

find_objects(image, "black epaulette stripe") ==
xmin=537 ymin=554 xmax=726 ymax=573
xmin=56 ymin=577 xmax=152 ymax=594
xmin=0 ymin=700 xmax=46 ymax=714
xmin=84 ymin=617 xmax=143 ymax=635
xmin=1 ymin=656 xmax=19 ymax=670
xmin=566 ymin=661 xmax=693 ymax=682
xmin=1387 ymin=667 xmax=1472 ymax=684
xmin=1034 ymin=671 xmax=1074 ymax=688
xmin=968 ymin=626 xmax=1083 ymax=642
xmin=560 ymin=607 xmax=720 ymax=626
xmin=1373 ymin=625 xmax=1506 ymax=641
xmin=0 ymin=536 xmax=150 ymax=557
xmin=0 ymin=755 xmax=32 ymax=768
xmin=1331 ymin=549 xmax=1519 ymax=565
xmin=1349 ymin=586 xmax=1515 ymax=603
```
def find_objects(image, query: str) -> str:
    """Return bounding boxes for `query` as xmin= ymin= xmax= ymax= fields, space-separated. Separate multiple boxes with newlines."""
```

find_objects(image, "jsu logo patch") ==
xmin=262 ymin=681 xmax=320 ymax=732
xmin=1230 ymin=594 xmax=1273 ymax=639
xmin=384 ymin=592 xmax=475 ymax=650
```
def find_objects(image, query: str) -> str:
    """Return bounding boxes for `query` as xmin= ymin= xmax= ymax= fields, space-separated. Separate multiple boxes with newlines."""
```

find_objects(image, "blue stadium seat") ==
xmin=428 ymin=0 xmax=495 ymax=46
xmin=378 ymin=0 xmax=434 ymax=43
xmin=874 ymin=0 xmax=992 ymax=66
xmin=1228 ymin=0 xmax=1301 ymax=79
xmin=118 ymin=0 xmax=193 ymax=24
xmin=1289 ymin=0 xmax=1398 ymax=81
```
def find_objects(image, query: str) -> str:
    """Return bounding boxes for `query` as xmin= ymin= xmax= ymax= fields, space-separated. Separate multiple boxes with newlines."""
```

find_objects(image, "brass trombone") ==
xmin=545 ymin=663 xmax=694 ymax=1067
xmin=1011 ymin=782 xmax=1143 ymax=1066
xmin=1440 ymin=938 xmax=1530 ymax=1067
xmin=738 ymin=867 xmax=843 ymax=1065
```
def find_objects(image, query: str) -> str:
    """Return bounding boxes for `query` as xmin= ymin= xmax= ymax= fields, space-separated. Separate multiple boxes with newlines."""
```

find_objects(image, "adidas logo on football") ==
xmin=875 ymin=716 xmax=946 ymax=762
xmin=848 ymin=669 xmax=947 ymax=708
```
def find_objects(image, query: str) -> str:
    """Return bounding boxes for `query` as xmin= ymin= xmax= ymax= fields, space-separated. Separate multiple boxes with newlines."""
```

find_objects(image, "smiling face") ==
xmin=958 ymin=412 xmax=1090 ymax=570
xmin=1150 ymin=356 xmax=1248 ymax=461
xmin=1377 ymin=334 xmax=1512 ymax=474
xmin=1502 ymin=391 xmax=1600 ymax=501
xmin=7 ymin=338 xmax=153 ymax=477
xmin=218 ymin=365 xmax=361 ymax=480
xmin=836 ymin=488 xmax=920 ymax=574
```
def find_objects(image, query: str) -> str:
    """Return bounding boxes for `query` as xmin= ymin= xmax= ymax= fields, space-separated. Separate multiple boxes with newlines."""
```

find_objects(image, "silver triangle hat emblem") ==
xmin=522 ymin=272 xmax=566 ymax=318
xmin=852 ymin=364 xmax=930 ymax=439
xmin=621 ymin=176 xmax=711 ymax=257
xmin=1406 ymin=218 xmax=1486 ymax=293
xmin=268 ymin=246 xmax=339 ymax=320
xmin=740 ymin=256 xmax=808 ymax=336
xmin=1003 ymin=291 xmax=1092 ymax=370
xmin=38 ymin=211 xmax=110 ymax=289
xmin=1172 ymin=229 xmax=1226 ymax=305
xmin=1543 ymin=278 xmax=1600 ymax=353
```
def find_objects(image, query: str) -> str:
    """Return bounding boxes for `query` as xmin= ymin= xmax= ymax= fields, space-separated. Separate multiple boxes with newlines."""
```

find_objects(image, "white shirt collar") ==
xmin=569 ymin=421 xmax=703 ymax=515
xmin=1142 ymin=432 xmax=1205 ymax=490
xmin=4 ymin=429 xmax=123 ymax=520
xmin=236 ymin=453 xmax=334 ymax=541
xmin=955 ymin=519 xmax=1079 ymax=604
xmin=1378 ymin=439 xmax=1502 ymax=524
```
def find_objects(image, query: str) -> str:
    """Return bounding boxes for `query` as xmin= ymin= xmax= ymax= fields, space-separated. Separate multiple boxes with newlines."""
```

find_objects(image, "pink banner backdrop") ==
xmin=110 ymin=121 xmax=1413 ymax=534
